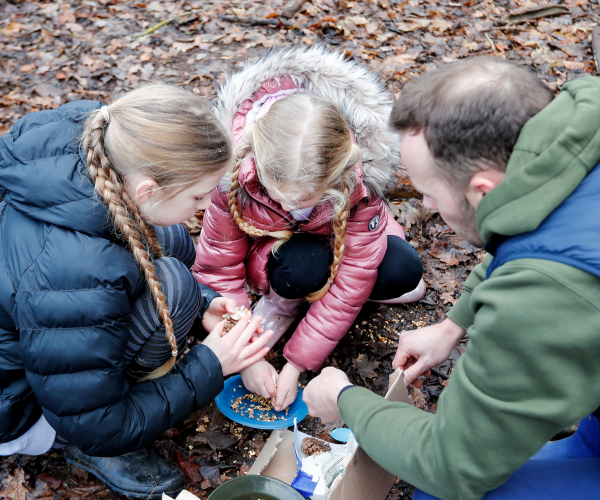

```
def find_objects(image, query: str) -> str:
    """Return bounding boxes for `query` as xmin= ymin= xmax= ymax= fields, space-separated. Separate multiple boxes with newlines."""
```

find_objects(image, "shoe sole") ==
xmin=64 ymin=455 xmax=184 ymax=499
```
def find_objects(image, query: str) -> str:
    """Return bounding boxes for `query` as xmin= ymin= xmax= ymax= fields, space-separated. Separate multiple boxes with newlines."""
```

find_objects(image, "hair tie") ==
xmin=101 ymin=105 xmax=110 ymax=122
xmin=172 ymin=349 xmax=178 ymax=357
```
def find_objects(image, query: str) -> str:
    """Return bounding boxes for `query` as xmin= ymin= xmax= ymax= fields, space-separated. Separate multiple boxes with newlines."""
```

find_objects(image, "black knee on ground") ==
xmin=268 ymin=233 xmax=334 ymax=299
xmin=369 ymin=236 xmax=424 ymax=300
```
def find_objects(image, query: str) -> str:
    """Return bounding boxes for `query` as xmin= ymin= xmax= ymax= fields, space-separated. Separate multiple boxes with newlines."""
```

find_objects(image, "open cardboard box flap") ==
xmin=248 ymin=369 xmax=413 ymax=500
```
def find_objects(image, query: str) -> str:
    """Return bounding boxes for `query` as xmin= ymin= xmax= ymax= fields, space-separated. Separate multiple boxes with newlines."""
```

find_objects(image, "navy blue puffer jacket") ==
xmin=0 ymin=101 xmax=224 ymax=456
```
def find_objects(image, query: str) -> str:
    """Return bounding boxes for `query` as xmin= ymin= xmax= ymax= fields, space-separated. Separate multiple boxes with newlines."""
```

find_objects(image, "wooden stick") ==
xmin=217 ymin=14 xmax=297 ymax=28
xmin=484 ymin=32 xmax=497 ymax=56
xmin=592 ymin=26 xmax=600 ymax=75
xmin=282 ymin=0 xmax=306 ymax=19
xmin=133 ymin=8 xmax=203 ymax=38
xmin=504 ymin=5 xmax=569 ymax=26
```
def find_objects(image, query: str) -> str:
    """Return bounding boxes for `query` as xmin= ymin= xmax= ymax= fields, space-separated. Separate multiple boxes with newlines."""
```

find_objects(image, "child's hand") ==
xmin=202 ymin=314 xmax=273 ymax=376
xmin=202 ymin=297 xmax=264 ymax=337
xmin=273 ymin=362 xmax=301 ymax=412
xmin=202 ymin=297 xmax=236 ymax=333
xmin=240 ymin=360 xmax=278 ymax=399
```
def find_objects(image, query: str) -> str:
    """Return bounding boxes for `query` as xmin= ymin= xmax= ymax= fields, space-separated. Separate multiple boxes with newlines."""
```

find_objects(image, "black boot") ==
xmin=64 ymin=445 xmax=185 ymax=499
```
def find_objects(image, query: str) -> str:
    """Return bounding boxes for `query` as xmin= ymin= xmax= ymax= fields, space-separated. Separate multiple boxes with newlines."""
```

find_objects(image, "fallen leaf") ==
xmin=563 ymin=60 xmax=585 ymax=70
xmin=384 ymin=53 xmax=419 ymax=66
xmin=200 ymin=465 xmax=223 ymax=488
xmin=430 ymin=249 xmax=460 ymax=266
xmin=20 ymin=63 xmax=36 ymax=73
xmin=1 ymin=467 xmax=28 ymax=500
xmin=353 ymin=353 xmax=380 ymax=379
xmin=440 ymin=292 xmax=457 ymax=305
xmin=395 ymin=19 xmax=431 ymax=32
xmin=65 ymin=22 xmax=84 ymax=33
xmin=347 ymin=16 xmax=369 ymax=26
xmin=187 ymin=431 xmax=238 ymax=451
xmin=174 ymin=450 xmax=203 ymax=485
xmin=69 ymin=485 xmax=110 ymax=497
xmin=365 ymin=21 xmax=379 ymax=34
xmin=463 ymin=40 xmax=479 ymax=51
xmin=0 ymin=22 xmax=25 ymax=36
xmin=106 ymin=38 xmax=124 ymax=54
xmin=37 ymin=472 xmax=62 ymax=491
xmin=412 ymin=387 xmax=428 ymax=410
xmin=305 ymin=5 xmax=321 ymax=16
xmin=430 ymin=19 xmax=452 ymax=32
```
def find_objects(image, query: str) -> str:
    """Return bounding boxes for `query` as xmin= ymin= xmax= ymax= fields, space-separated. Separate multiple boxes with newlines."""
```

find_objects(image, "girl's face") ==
xmin=131 ymin=166 xmax=228 ymax=227
xmin=264 ymin=186 xmax=324 ymax=212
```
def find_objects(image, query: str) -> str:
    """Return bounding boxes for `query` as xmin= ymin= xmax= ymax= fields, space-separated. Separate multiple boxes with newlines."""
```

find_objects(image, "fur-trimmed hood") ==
xmin=216 ymin=44 xmax=400 ymax=198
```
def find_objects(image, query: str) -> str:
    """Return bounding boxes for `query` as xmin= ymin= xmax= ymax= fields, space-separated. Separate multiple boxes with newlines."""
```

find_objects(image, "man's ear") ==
xmin=134 ymin=177 xmax=159 ymax=205
xmin=465 ymin=169 xmax=505 ymax=207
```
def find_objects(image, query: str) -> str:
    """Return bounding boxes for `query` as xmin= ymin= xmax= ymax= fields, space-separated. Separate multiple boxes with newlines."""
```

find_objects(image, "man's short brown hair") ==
xmin=391 ymin=57 xmax=554 ymax=187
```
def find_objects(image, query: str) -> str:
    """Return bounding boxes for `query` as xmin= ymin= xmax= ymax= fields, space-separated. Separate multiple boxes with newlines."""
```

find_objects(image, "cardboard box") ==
xmin=248 ymin=369 xmax=413 ymax=500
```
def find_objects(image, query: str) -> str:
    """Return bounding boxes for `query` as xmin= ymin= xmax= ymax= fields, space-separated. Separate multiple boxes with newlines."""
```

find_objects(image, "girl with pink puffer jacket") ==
xmin=194 ymin=46 xmax=425 ymax=410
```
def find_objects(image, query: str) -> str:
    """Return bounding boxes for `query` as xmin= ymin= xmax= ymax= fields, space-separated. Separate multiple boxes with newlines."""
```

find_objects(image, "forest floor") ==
xmin=0 ymin=0 xmax=598 ymax=498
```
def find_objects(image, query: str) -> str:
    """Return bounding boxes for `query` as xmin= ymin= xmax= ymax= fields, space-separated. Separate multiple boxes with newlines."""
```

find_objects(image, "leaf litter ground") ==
xmin=1 ymin=0 xmax=598 ymax=498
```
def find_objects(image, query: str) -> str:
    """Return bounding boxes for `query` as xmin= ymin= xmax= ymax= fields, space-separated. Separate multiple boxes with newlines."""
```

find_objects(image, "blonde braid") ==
xmin=114 ymin=173 xmax=164 ymax=258
xmin=229 ymin=139 xmax=293 ymax=251
xmin=83 ymin=110 xmax=177 ymax=381
xmin=306 ymin=185 xmax=352 ymax=303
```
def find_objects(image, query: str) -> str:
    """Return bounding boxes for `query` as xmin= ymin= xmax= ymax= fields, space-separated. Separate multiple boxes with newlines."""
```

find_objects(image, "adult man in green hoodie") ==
xmin=303 ymin=57 xmax=600 ymax=499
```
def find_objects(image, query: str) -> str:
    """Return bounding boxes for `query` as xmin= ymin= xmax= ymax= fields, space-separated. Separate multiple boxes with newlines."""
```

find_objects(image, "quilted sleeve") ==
xmin=284 ymin=195 xmax=388 ymax=371
xmin=16 ymin=227 xmax=224 ymax=457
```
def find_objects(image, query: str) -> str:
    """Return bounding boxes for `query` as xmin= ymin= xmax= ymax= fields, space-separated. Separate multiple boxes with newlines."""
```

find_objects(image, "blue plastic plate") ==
xmin=215 ymin=374 xmax=308 ymax=429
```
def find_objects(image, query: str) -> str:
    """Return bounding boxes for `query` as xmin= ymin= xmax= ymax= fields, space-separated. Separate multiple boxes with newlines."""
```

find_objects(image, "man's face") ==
xmin=401 ymin=130 xmax=483 ymax=247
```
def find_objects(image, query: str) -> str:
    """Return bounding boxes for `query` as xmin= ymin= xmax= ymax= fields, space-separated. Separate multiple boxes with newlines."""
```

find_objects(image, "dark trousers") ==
xmin=268 ymin=233 xmax=423 ymax=300
xmin=124 ymin=225 xmax=200 ymax=381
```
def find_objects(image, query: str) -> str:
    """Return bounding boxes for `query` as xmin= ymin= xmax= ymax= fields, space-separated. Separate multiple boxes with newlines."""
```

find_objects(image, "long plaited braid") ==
xmin=115 ymin=173 xmax=163 ymax=258
xmin=82 ymin=109 xmax=177 ymax=381
xmin=229 ymin=139 xmax=293 ymax=251
xmin=306 ymin=183 xmax=352 ymax=303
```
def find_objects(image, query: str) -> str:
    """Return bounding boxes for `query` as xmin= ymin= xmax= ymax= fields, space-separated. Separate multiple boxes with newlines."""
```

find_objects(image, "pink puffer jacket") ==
xmin=194 ymin=46 xmax=404 ymax=372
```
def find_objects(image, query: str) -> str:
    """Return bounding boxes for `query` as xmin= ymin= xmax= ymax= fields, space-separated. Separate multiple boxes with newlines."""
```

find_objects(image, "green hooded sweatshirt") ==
xmin=338 ymin=76 xmax=600 ymax=500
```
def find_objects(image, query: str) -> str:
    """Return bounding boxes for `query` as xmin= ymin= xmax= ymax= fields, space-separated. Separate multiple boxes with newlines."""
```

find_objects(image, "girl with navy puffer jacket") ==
xmin=0 ymin=83 xmax=272 ymax=499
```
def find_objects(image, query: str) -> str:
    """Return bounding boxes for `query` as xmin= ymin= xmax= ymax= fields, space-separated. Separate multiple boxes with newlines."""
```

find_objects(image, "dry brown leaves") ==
xmin=1 ymin=1 xmax=598 ymax=499
xmin=1 ymin=0 xmax=598 ymax=135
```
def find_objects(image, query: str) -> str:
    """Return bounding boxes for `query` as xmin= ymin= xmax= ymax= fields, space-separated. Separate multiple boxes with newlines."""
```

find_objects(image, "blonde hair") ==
xmin=229 ymin=94 xmax=359 ymax=302
xmin=81 ymin=83 xmax=232 ymax=381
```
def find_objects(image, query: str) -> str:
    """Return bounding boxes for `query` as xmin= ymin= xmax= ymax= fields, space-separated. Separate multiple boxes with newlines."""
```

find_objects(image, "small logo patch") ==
xmin=368 ymin=215 xmax=380 ymax=232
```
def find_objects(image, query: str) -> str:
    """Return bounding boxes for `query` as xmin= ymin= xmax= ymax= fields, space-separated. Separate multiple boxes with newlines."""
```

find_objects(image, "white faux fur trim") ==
xmin=217 ymin=44 xmax=401 ymax=197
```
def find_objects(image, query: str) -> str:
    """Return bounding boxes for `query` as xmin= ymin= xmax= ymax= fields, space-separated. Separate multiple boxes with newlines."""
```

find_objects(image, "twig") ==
xmin=504 ymin=5 xmax=570 ymax=26
xmin=385 ymin=25 xmax=405 ymax=36
xmin=491 ymin=25 xmax=529 ymax=31
xmin=217 ymin=14 xmax=297 ymax=28
xmin=592 ymin=26 xmax=600 ymax=75
xmin=282 ymin=0 xmax=307 ymax=19
xmin=484 ymin=32 xmax=497 ymax=55
xmin=133 ymin=8 xmax=203 ymax=38
xmin=6 ymin=26 xmax=41 ymax=40
xmin=430 ymin=367 xmax=449 ymax=380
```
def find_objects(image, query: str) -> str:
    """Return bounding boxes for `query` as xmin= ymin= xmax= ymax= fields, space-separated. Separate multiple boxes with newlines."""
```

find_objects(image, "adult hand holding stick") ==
xmin=393 ymin=318 xmax=466 ymax=387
